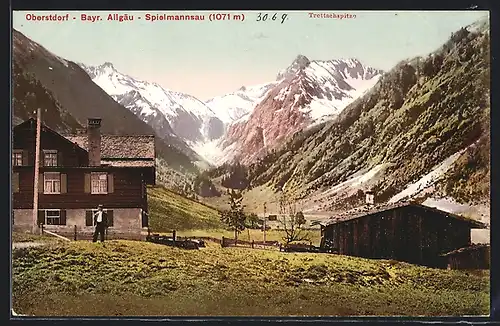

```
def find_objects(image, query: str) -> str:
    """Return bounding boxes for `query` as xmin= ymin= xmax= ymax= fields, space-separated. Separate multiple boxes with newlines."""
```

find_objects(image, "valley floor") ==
xmin=175 ymin=229 xmax=322 ymax=246
xmin=12 ymin=240 xmax=489 ymax=317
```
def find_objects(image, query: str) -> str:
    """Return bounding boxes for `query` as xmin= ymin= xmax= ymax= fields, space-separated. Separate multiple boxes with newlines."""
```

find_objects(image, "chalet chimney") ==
xmin=87 ymin=118 xmax=102 ymax=166
xmin=365 ymin=190 xmax=374 ymax=205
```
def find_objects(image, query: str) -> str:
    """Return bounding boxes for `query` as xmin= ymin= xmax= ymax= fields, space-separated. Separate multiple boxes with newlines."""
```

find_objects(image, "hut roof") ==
xmin=325 ymin=202 xmax=487 ymax=229
xmin=441 ymin=244 xmax=490 ymax=257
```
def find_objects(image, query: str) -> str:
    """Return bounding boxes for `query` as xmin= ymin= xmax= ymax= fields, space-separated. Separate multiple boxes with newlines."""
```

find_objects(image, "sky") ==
xmin=12 ymin=10 xmax=488 ymax=100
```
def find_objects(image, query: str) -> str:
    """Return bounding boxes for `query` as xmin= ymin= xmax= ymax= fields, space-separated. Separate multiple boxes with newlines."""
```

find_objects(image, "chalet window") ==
xmin=44 ymin=172 xmax=61 ymax=194
xmin=45 ymin=209 xmax=61 ymax=225
xmin=85 ymin=172 xmax=114 ymax=194
xmin=43 ymin=150 xmax=58 ymax=167
xmin=12 ymin=150 xmax=23 ymax=166
xmin=85 ymin=209 xmax=114 ymax=227
xmin=36 ymin=209 xmax=67 ymax=225
xmin=91 ymin=172 xmax=108 ymax=194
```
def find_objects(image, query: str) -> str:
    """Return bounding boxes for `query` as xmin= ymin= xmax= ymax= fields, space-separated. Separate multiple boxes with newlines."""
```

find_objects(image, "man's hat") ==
xmin=98 ymin=204 xmax=103 ymax=208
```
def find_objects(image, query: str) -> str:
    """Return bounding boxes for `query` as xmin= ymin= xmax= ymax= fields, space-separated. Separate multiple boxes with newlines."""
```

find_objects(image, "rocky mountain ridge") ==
xmin=218 ymin=56 xmax=384 ymax=165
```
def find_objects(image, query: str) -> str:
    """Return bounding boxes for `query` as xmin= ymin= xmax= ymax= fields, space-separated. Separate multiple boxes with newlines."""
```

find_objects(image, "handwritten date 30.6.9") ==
xmin=256 ymin=13 xmax=288 ymax=24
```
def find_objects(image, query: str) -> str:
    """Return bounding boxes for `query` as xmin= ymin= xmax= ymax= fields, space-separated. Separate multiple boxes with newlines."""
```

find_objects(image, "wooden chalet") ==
xmin=12 ymin=118 xmax=156 ymax=240
xmin=441 ymin=244 xmax=490 ymax=270
xmin=320 ymin=202 xmax=487 ymax=267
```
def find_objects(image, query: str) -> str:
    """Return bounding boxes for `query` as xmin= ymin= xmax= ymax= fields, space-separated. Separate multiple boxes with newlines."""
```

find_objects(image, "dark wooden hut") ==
xmin=268 ymin=214 xmax=278 ymax=221
xmin=441 ymin=244 xmax=490 ymax=270
xmin=320 ymin=202 xmax=487 ymax=267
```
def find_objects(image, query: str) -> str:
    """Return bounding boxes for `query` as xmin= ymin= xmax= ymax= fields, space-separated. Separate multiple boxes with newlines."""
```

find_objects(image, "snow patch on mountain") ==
xmin=188 ymin=139 xmax=225 ymax=167
xmin=302 ymin=99 xmax=343 ymax=121
xmin=299 ymin=60 xmax=382 ymax=123
xmin=322 ymin=163 xmax=389 ymax=198
xmin=422 ymin=197 xmax=489 ymax=222
xmin=205 ymin=82 xmax=277 ymax=124
xmin=301 ymin=163 xmax=391 ymax=213
xmin=388 ymin=148 xmax=467 ymax=204
xmin=302 ymin=146 xmax=487 ymax=222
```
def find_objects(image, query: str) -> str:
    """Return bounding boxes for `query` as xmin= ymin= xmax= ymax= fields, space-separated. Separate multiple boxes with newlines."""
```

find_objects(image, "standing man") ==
xmin=92 ymin=205 xmax=108 ymax=243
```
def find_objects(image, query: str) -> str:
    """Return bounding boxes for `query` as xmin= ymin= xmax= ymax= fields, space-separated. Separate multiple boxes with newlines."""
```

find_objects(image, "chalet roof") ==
xmin=14 ymin=118 xmax=89 ymax=153
xmin=441 ymin=244 xmax=490 ymax=257
xmin=63 ymin=134 xmax=155 ymax=160
xmin=325 ymin=202 xmax=486 ymax=229
xmin=14 ymin=119 xmax=155 ymax=168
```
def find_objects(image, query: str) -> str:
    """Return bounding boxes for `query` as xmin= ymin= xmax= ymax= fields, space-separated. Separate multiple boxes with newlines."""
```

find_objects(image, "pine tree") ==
xmin=219 ymin=189 xmax=246 ymax=242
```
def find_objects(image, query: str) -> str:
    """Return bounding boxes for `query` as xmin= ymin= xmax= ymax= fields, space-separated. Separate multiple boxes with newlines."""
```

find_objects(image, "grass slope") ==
xmin=148 ymin=185 xmax=322 ymax=245
xmin=12 ymin=240 xmax=489 ymax=316
xmin=148 ymin=186 xmax=224 ymax=231
xmin=199 ymin=183 xmax=281 ymax=213
xmin=12 ymin=232 xmax=63 ymax=244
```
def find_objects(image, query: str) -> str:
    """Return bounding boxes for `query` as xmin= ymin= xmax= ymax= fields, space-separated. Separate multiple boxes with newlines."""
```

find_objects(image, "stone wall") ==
xmin=13 ymin=208 xmax=144 ymax=240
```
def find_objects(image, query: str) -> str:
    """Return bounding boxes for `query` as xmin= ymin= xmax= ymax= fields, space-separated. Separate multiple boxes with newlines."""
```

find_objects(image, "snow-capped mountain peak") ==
xmin=218 ymin=56 xmax=384 ymax=165
xmin=79 ymin=56 xmax=382 ymax=167
xmin=79 ymin=62 xmax=224 ymax=145
xmin=272 ymin=57 xmax=384 ymax=122
xmin=102 ymin=61 xmax=114 ymax=68
xmin=276 ymin=54 xmax=311 ymax=80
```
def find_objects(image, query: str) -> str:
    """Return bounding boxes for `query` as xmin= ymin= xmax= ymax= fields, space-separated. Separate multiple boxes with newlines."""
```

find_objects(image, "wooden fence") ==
xmin=43 ymin=227 xmax=282 ymax=251
xmin=176 ymin=236 xmax=222 ymax=245
xmin=221 ymin=236 xmax=281 ymax=250
xmin=145 ymin=229 xmax=282 ymax=250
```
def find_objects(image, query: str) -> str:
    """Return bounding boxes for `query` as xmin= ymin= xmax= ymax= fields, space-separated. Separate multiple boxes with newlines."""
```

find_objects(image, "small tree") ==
xmin=246 ymin=213 xmax=260 ymax=229
xmin=279 ymin=211 xmax=310 ymax=245
xmin=277 ymin=193 xmax=310 ymax=245
xmin=294 ymin=211 xmax=306 ymax=226
xmin=219 ymin=189 xmax=246 ymax=242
